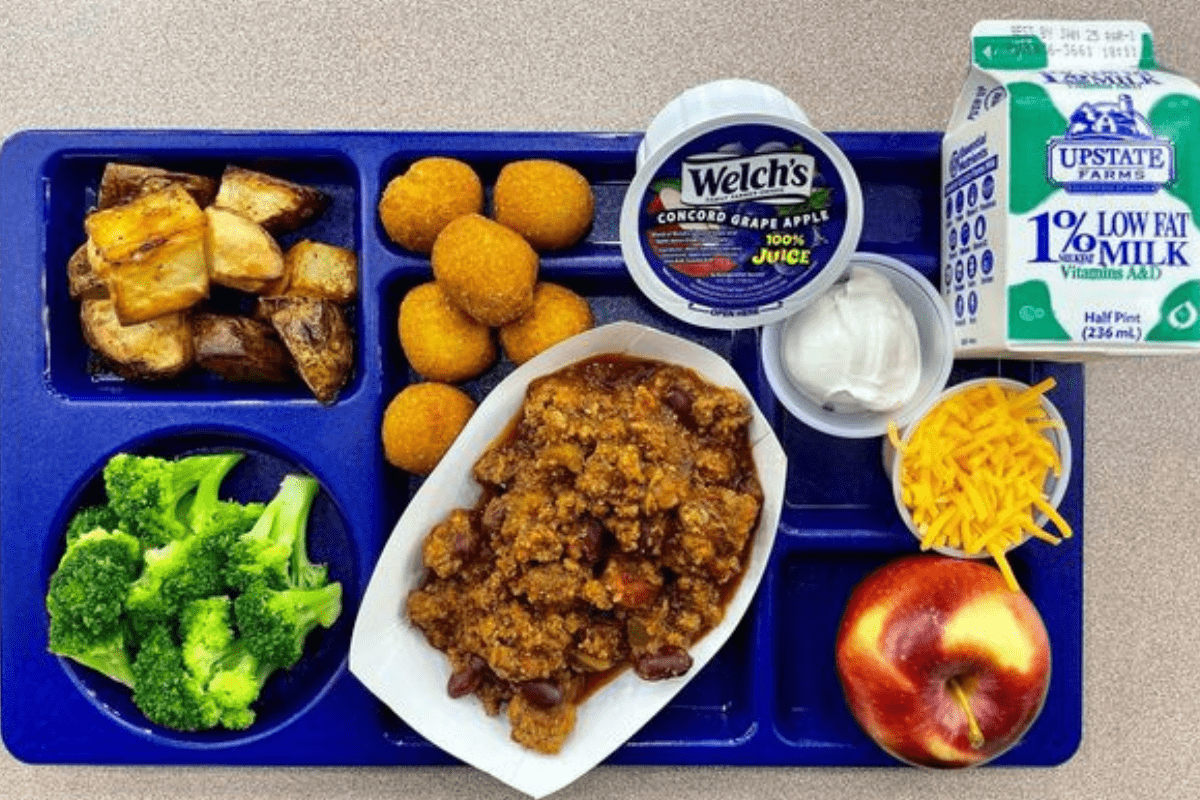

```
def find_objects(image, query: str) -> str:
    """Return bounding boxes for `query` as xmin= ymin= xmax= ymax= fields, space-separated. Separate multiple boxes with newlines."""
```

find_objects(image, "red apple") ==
xmin=835 ymin=555 xmax=1051 ymax=768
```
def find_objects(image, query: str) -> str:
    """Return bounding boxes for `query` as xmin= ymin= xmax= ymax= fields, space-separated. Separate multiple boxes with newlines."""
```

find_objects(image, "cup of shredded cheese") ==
xmin=884 ymin=377 xmax=1072 ymax=592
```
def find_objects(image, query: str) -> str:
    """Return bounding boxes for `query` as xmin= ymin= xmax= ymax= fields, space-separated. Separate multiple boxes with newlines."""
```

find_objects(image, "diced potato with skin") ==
xmin=67 ymin=243 xmax=107 ymax=301
xmin=85 ymin=184 xmax=205 ymax=268
xmin=192 ymin=313 xmax=292 ymax=383
xmin=258 ymin=296 xmax=353 ymax=404
xmin=203 ymin=207 xmax=285 ymax=293
xmin=84 ymin=185 xmax=209 ymax=325
xmin=96 ymin=163 xmax=218 ymax=210
xmin=80 ymin=298 xmax=194 ymax=380
xmin=213 ymin=166 xmax=328 ymax=234
xmin=268 ymin=239 xmax=358 ymax=303
xmin=108 ymin=236 xmax=208 ymax=325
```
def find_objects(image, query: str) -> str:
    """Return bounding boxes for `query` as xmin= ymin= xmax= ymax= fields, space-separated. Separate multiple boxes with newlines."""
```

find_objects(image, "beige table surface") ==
xmin=2 ymin=1 xmax=1198 ymax=798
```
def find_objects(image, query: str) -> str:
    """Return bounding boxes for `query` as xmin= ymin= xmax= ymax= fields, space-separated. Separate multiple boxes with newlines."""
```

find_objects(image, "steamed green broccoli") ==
xmin=225 ymin=474 xmax=323 ymax=591
xmin=179 ymin=596 xmax=273 ymax=730
xmin=234 ymin=580 xmax=342 ymax=670
xmin=178 ymin=452 xmax=265 ymax=539
xmin=207 ymin=641 xmax=276 ymax=730
xmin=124 ymin=453 xmax=261 ymax=638
xmin=47 ymin=449 xmax=340 ymax=734
xmin=46 ymin=528 xmax=143 ymax=686
xmin=131 ymin=624 xmax=220 ymax=731
xmin=64 ymin=504 xmax=121 ymax=545
xmin=179 ymin=596 xmax=236 ymax=683
xmin=125 ymin=524 xmax=237 ymax=639
xmin=103 ymin=452 xmax=246 ymax=548
xmin=200 ymin=499 xmax=266 ymax=541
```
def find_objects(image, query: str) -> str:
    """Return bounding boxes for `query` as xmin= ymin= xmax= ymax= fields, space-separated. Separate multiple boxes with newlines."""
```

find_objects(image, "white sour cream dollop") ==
xmin=780 ymin=266 xmax=921 ymax=413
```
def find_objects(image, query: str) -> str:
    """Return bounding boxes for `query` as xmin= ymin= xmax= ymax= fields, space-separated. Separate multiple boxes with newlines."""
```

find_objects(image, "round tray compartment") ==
xmin=44 ymin=425 xmax=358 ymax=749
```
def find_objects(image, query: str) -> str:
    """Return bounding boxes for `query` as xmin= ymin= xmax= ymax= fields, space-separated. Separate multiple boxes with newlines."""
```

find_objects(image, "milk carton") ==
xmin=942 ymin=20 xmax=1200 ymax=357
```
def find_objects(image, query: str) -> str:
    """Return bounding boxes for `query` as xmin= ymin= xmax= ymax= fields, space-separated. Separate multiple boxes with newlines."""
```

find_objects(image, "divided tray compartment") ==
xmin=0 ymin=130 xmax=1083 ymax=767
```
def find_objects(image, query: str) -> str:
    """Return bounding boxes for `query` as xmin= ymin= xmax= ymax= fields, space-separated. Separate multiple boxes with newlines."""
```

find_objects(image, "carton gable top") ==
xmin=969 ymin=20 xmax=1155 ymax=73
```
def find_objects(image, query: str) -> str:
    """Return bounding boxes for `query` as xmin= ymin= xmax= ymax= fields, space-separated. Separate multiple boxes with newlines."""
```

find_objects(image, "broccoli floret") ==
xmin=123 ymin=453 xmax=257 ymax=639
xmin=176 ymin=452 xmax=260 ymax=537
xmin=226 ymin=474 xmax=323 ymax=592
xmin=234 ymin=580 xmax=342 ymax=670
xmin=131 ymin=625 xmax=221 ymax=731
xmin=103 ymin=452 xmax=245 ymax=548
xmin=204 ymin=500 xmax=267 ymax=540
xmin=65 ymin=504 xmax=121 ymax=545
xmin=179 ymin=596 xmax=275 ymax=730
xmin=46 ymin=528 xmax=143 ymax=686
xmin=126 ymin=525 xmax=234 ymax=640
xmin=208 ymin=641 xmax=276 ymax=730
xmin=179 ymin=596 xmax=236 ymax=683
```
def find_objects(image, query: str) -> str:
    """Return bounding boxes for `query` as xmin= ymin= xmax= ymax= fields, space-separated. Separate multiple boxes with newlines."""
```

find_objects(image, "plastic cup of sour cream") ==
xmin=761 ymin=252 xmax=955 ymax=438
xmin=621 ymin=79 xmax=863 ymax=330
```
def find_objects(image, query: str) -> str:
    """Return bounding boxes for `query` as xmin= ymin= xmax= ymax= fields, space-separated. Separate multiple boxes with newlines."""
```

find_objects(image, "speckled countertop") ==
xmin=2 ymin=2 xmax=1199 ymax=798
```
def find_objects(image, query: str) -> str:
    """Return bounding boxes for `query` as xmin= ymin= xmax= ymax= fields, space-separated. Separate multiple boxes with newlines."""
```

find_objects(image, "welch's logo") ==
xmin=1047 ymin=94 xmax=1174 ymax=194
xmin=681 ymin=150 xmax=815 ymax=206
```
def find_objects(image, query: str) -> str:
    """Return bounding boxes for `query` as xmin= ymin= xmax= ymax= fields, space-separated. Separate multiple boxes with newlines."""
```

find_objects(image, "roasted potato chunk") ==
xmin=67 ymin=243 xmax=107 ymax=301
xmin=269 ymin=239 xmax=357 ymax=303
xmin=84 ymin=185 xmax=209 ymax=324
xmin=192 ymin=312 xmax=292 ymax=383
xmin=213 ymin=166 xmax=328 ymax=234
xmin=259 ymin=297 xmax=353 ymax=403
xmin=204 ymin=207 xmax=284 ymax=293
xmin=80 ymin=298 xmax=194 ymax=380
xmin=96 ymin=162 xmax=218 ymax=210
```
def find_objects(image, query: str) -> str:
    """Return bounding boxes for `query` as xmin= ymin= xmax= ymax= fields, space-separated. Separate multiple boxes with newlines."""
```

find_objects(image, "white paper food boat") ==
xmin=349 ymin=322 xmax=786 ymax=798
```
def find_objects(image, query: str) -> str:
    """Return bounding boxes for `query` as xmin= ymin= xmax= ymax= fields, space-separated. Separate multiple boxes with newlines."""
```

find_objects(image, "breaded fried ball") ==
xmin=493 ymin=160 xmax=594 ymax=251
xmin=499 ymin=283 xmax=594 ymax=365
xmin=399 ymin=282 xmax=496 ymax=382
xmin=378 ymin=157 xmax=483 ymax=253
xmin=381 ymin=382 xmax=475 ymax=475
xmin=431 ymin=214 xmax=538 ymax=326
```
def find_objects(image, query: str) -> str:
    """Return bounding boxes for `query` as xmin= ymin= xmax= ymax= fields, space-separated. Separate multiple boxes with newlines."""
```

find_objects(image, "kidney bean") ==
xmin=634 ymin=646 xmax=693 ymax=681
xmin=577 ymin=517 xmax=604 ymax=564
xmin=662 ymin=386 xmax=696 ymax=429
xmin=518 ymin=679 xmax=564 ymax=709
xmin=447 ymin=654 xmax=487 ymax=699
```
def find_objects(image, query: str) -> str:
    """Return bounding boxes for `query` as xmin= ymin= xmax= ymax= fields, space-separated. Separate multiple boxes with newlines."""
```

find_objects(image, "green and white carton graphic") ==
xmin=942 ymin=20 xmax=1200 ymax=357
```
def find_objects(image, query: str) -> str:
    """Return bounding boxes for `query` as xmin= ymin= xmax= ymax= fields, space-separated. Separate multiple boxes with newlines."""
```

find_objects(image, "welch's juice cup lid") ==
xmin=621 ymin=79 xmax=864 ymax=330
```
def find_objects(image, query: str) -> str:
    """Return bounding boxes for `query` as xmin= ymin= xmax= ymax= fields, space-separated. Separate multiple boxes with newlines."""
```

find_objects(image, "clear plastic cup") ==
xmin=761 ymin=252 xmax=954 ymax=438
xmin=883 ymin=377 xmax=1073 ymax=558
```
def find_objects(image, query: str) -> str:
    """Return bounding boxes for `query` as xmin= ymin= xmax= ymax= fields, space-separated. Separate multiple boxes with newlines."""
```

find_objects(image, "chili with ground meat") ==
xmin=406 ymin=355 xmax=763 ymax=754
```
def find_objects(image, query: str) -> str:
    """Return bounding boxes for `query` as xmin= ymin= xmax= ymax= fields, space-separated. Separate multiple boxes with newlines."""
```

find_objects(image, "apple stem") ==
xmin=947 ymin=677 xmax=985 ymax=750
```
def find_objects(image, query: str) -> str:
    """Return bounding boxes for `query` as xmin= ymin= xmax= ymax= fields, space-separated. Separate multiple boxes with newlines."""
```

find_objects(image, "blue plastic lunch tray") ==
xmin=0 ymin=130 xmax=1082 ymax=767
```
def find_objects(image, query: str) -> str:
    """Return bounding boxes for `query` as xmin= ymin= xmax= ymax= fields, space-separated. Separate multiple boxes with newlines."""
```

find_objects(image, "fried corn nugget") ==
xmin=381 ymin=383 xmax=476 ymax=475
xmin=379 ymin=157 xmax=483 ymax=253
xmin=431 ymin=214 xmax=538 ymax=326
xmin=492 ymin=160 xmax=594 ymax=251
xmin=500 ymin=283 xmax=594 ymax=365
xmin=400 ymin=282 xmax=496 ymax=382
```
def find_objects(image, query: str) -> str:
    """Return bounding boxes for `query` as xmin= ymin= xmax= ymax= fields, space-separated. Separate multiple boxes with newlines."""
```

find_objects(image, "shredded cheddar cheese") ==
xmin=892 ymin=378 xmax=1072 ymax=592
